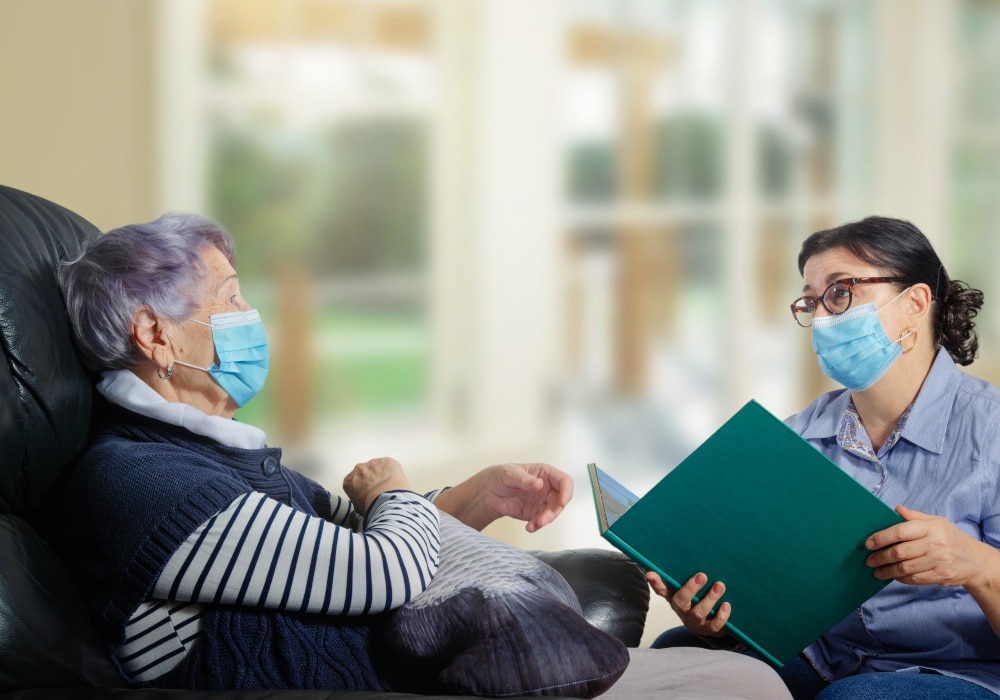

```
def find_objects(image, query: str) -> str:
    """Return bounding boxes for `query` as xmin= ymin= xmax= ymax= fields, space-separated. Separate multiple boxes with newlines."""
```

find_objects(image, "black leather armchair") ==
xmin=0 ymin=185 xmax=650 ymax=700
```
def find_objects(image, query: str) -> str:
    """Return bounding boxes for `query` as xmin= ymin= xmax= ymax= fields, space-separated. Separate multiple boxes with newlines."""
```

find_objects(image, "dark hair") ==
xmin=59 ymin=213 xmax=236 ymax=372
xmin=797 ymin=216 xmax=984 ymax=366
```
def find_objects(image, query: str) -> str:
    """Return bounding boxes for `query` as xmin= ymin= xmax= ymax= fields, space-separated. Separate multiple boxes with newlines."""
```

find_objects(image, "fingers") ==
xmin=864 ymin=507 xmax=983 ymax=587
xmin=342 ymin=457 xmax=411 ymax=515
xmin=866 ymin=526 xmax=938 ymax=582
xmin=531 ymin=465 xmax=572 ymax=529
xmin=539 ymin=464 xmax=574 ymax=507
xmin=527 ymin=502 xmax=564 ymax=532
xmin=503 ymin=463 xmax=572 ymax=500
xmin=670 ymin=573 xmax=716 ymax=614
xmin=646 ymin=571 xmax=668 ymax=597
xmin=866 ymin=521 xmax=928 ymax=551
xmin=865 ymin=505 xmax=933 ymax=551
xmin=486 ymin=463 xmax=574 ymax=532
xmin=648 ymin=571 xmax=731 ymax=638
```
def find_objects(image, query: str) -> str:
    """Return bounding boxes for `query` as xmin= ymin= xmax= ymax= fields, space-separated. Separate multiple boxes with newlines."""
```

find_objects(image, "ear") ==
xmin=131 ymin=306 xmax=174 ymax=369
xmin=905 ymin=283 xmax=934 ymax=328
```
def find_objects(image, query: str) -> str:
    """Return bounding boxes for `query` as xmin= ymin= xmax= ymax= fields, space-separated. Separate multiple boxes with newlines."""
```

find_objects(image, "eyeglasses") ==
xmin=790 ymin=277 xmax=904 ymax=327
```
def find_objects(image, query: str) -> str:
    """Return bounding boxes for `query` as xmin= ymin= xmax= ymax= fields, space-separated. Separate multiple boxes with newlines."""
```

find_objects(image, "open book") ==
xmin=588 ymin=399 xmax=904 ymax=667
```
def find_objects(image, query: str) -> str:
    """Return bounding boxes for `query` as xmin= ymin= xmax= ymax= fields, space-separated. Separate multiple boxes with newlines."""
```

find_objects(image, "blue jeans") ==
xmin=652 ymin=627 xmax=998 ymax=700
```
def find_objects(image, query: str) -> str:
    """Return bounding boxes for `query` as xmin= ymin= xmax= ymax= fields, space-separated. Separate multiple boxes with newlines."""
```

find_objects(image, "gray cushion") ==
xmin=381 ymin=514 xmax=630 ymax=697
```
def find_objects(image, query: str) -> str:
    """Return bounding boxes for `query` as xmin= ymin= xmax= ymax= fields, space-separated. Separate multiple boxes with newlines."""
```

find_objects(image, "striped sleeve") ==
xmin=316 ymin=490 xmax=363 ymax=528
xmin=152 ymin=490 xmax=440 ymax=615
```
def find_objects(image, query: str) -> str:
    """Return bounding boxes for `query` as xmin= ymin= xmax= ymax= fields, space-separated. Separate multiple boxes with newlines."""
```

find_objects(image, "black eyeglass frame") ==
xmin=790 ymin=276 xmax=905 ymax=327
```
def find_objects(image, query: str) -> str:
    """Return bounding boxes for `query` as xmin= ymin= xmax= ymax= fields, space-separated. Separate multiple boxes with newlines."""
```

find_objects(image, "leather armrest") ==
xmin=532 ymin=548 xmax=650 ymax=647
xmin=0 ymin=515 xmax=121 ymax=693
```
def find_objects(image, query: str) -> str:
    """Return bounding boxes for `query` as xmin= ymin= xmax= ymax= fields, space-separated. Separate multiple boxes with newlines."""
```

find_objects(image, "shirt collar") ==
xmin=798 ymin=347 xmax=959 ymax=456
xmin=900 ymin=348 xmax=961 ymax=454
xmin=97 ymin=369 xmax=268 ymax=450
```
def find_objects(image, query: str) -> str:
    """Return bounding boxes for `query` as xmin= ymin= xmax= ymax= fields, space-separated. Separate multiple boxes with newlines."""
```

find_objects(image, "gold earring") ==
xmin=899 ymin=328 xmax=917 ymax=353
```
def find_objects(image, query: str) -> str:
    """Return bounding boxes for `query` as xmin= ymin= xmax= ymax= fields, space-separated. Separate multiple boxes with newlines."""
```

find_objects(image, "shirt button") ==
xmin=262 ymin=456 xmax=278 ymax=475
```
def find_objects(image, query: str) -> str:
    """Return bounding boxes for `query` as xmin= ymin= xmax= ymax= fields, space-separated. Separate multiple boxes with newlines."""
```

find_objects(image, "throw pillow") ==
xmin=380 ymin=513 xmax=630 ymax=697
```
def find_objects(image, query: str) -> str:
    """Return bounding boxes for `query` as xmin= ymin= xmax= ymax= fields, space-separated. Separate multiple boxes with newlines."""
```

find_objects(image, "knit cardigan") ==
xmin=54 ymin=403 xmax=394 ymax=691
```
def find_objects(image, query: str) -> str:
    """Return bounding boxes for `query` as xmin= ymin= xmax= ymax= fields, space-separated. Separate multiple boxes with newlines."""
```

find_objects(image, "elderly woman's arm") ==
xmin=152 ymin=489 xmax=440 ymax=615
xmin=432 ymin=462 xmax=573 ymax=533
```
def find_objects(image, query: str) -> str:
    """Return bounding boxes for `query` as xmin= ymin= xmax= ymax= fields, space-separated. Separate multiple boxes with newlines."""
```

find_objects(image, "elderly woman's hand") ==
xmin=434 ymin=462 xmax=573 ymax=532
xmin=647 ymin=570 xmax=731 ymax=639
xmin=343 ymin=457 xmax=413 ymax=515
xmin=479 ymin=462 xmax=574 ymax=532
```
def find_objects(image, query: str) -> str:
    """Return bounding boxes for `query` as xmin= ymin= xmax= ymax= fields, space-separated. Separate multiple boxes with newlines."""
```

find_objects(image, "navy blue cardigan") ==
xmin=53 ymin=403 xmax=388 ymax=691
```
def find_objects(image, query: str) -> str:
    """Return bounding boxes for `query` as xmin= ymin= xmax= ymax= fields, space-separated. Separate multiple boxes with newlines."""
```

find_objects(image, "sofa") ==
xmin=0 ymin=184 xmax=650 ymax=700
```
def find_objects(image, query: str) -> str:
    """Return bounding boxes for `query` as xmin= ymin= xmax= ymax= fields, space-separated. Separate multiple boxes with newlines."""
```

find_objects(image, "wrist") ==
xmin=435 ymin=484 xmax=494 ymax=530
xmin=966 ymin=540 xmax=1000 ymax=595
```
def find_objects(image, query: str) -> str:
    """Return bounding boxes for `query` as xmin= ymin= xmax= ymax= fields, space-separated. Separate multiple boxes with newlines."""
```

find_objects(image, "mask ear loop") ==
xmin=882 ymin=285 xmax=917 ymax=353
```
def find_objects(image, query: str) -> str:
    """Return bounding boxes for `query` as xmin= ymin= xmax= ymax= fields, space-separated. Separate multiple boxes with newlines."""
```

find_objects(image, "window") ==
xmin=202 ymin=0 xmax=434 ymax=448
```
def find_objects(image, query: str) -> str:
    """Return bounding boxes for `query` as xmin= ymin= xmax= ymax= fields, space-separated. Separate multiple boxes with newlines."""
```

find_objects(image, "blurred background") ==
xmin=3 ymin=0 xmax=1000 ymax=642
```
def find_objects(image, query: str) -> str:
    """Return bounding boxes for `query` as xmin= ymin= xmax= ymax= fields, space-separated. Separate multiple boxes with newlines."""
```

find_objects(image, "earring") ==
xmin=899 ymin=328 xmax=918 ymax=353
xmin=156 ymin=364 xmax=174 ymax=380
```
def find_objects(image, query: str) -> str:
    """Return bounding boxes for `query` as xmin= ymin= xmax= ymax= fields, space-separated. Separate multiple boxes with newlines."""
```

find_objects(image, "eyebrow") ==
xmin=802 ymin=272 xmax=855 ymax=294
xmin=216 ymin=274 xmax=239 ymax=296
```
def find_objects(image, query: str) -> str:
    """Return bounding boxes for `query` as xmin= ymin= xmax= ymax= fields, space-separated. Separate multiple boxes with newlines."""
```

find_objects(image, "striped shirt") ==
xmin=119 ymin=488 xmax=440 ymax=681
xmin=96 ymin=369 xmax=442 ymax=681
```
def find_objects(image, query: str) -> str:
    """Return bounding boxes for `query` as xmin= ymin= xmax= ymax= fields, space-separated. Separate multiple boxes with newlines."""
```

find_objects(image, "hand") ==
xmin=866 ymin=505 xmax=990 ymax=590
xmin=647 ymin=571 xmax=731 ymax=639
xmin=435 ymin=463 xmax=573 ymax=532
xmin=343 ymin=457 xmax=413 ymax=515
xmin=479 ymin=463 xmax=574 ymax=532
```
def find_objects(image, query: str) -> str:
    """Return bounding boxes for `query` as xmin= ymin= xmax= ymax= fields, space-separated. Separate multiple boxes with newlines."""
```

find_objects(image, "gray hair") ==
xmin=59 ymin=213 xmax=236 ymax=372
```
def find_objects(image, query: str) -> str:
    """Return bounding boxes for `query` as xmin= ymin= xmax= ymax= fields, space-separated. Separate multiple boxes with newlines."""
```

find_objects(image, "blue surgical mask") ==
xmin=811 ymin=288 xmax=911 ymax=391
xmin=175 ymin=308 xmax=269 ymax=407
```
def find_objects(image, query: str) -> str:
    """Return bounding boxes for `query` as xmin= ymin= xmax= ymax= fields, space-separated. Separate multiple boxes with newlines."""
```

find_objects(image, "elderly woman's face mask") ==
xmin=175 ymin=309 xmax=269 ymax=407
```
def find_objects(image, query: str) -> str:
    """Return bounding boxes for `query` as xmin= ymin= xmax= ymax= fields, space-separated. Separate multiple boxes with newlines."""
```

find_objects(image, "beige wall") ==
xmin=0 ymin=1 xmax=159 ymax=230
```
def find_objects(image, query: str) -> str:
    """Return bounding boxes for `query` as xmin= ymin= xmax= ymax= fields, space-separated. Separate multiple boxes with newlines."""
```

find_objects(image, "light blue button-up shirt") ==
xmin=786 ymin=348 xmax=1000 ymax=693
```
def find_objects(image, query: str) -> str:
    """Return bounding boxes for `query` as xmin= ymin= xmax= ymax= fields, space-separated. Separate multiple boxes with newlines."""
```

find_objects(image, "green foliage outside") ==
xmin=211 ymin=116 xmax=429 ymax=431
xmin=235 ymin=308 xmax=428 ymax=430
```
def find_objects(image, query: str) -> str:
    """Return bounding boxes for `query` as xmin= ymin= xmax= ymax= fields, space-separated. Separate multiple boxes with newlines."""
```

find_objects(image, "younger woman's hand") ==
xmin=647 ymin=570 xmax=731 ymax=638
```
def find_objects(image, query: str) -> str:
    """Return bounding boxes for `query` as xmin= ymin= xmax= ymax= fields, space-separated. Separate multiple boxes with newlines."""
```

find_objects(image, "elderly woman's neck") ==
xmin=133 ymin=363 xmax=239 ymax=420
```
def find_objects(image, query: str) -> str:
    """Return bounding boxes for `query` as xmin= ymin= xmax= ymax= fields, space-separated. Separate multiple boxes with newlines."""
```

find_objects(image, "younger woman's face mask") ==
xmin=175 ymin=308 xmax=269 ymax=407
xmin=811 ymin=287 xmax=911 ymax=391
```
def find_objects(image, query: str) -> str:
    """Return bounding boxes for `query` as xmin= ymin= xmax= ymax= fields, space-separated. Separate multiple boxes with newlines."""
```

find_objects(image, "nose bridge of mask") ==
xmin=812 ymin=285 xmax=910 ymax=331
xmin=184 ymin=310 xmax=264 ymax=350
xmin=810 ymin=287 xmax=909 ymax=392
xmin=811 ymin=305 xmax=887 ymax=358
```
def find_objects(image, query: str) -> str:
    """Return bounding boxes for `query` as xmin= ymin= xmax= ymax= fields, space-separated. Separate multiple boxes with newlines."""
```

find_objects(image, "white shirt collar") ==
xmin=97 ymin=369 xmax=267 ymax=450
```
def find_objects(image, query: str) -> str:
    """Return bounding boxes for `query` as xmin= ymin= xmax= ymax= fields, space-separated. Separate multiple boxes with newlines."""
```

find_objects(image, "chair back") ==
xmin=0 ymin=185 xmax=120 ymax=690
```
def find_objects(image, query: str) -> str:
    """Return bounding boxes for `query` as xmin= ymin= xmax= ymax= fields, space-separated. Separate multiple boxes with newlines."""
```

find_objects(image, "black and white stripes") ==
xmin=119 ymin=489 xmax=440 ymax=681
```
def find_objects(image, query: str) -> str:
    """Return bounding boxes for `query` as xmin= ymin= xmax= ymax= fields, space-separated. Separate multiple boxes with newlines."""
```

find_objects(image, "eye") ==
xmin=829 ymin=284 xmax=852 ymax=300
xmin=228 ymin=294 xmax=239 ymax=306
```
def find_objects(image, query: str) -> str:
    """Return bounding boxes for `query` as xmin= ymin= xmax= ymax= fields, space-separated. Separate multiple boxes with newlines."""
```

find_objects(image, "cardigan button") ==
xmin=262 ymin=456 xmax=279 ymax=475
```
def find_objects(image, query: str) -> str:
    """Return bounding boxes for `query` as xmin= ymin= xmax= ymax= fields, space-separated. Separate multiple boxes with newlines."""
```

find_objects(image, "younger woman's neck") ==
xmin=851 ymin=345 xmax=936 ymax=452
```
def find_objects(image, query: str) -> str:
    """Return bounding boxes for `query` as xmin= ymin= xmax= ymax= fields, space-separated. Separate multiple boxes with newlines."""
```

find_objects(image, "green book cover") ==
xmin=589 ymin=399 xmax=904 ymax=667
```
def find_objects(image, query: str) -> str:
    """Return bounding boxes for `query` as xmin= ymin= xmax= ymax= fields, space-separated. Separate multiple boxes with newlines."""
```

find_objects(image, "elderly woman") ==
xmin=651 ymin=217 xmax=1000 ymax=699
xmin=52 ymin=213 xmax=573 ymax=687
xmin=53 ymin=213 xmax=792 ymax=699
